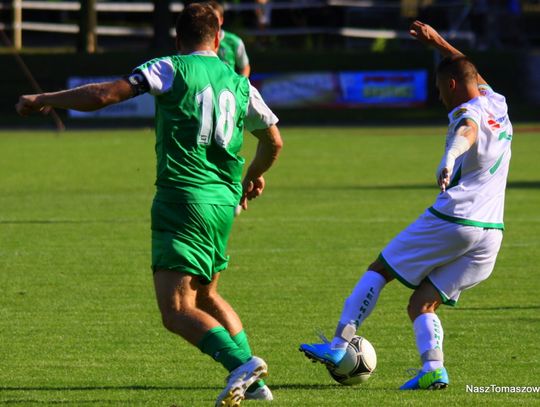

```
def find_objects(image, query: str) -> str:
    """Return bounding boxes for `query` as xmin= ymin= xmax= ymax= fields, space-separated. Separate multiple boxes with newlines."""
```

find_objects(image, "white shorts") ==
xmin=379 ymin=210 xmax=503 ymax=306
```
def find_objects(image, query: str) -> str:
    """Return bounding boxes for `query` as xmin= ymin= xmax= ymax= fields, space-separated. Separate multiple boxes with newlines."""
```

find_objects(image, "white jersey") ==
xmin=430 ymin=85 xmax=512 ymax=230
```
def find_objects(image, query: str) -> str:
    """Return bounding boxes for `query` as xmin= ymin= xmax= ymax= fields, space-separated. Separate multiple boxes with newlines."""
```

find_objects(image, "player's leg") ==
xmin=197 ymin=272 xmax=243 ymax=335
xmin=152 ymin=200 xmax=267 ymax=405
xmin=399 ymin=280 xmax=449 ymax=390
xmin=154 ymin=269 xmax=250 ymax=367
xmin=201 ymin=203 xmax=269 ymax=405
xmin=154 ymin=269 xmax=267 ymax=406
xmin=198 ymin=274 xmax=272 ymax=401
xmin=400 ymin=227 xmax=503 ymax=390
xmin=196 ymin=204 xmax=263 ymax=363
xmin=332 ymin=260 xmax=393 ymax=349
xmin=300 ymin=209 xmax=464 ymax=369
xmin=300 ymin=261 xmax=393 ymax=366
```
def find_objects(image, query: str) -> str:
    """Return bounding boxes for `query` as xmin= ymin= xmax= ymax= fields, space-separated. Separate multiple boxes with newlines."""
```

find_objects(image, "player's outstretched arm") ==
xmin=409 ymin=20 xmax=461 ymax=58
xmin=240 ymin=124 xmax=282 ymax=209
xmin=16 ymin=79 xmax=135 ymax=116
xmin=436 ymin=119 xmax=478 ymax=192
xmin=409 ymin=20 xmax=488 ymax=86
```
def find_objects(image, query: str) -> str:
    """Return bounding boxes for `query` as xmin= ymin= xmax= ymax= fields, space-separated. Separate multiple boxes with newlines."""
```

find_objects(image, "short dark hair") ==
xmin=206 ymin=1 xmax=224 ymax=18
xmin=175 ymin=3 xmax=219 ymax=48
xmin=436 ymin=55 xmax=479 ymax=85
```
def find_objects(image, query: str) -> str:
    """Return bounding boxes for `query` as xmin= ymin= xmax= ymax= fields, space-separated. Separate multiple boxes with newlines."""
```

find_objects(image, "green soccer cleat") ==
xmin=399 ymin=367 xmax=449 ymax=390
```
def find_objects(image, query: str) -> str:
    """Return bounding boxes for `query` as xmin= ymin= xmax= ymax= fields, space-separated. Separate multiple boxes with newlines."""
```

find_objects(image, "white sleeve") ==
xmin=245 ymin=84 xmax=278 ymax=132
xmin=137 ymin=58 xmax=175 ymax=96
xmin=451 ymin=103 xmax=481 ymax=128
xmin=235 ymin=39 xmax=249 ymax=70
xmin=459 ymin=106 xmax=481 ymax=127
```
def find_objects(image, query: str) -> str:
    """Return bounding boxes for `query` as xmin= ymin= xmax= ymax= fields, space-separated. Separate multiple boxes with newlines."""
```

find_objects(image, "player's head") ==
xmin=206 ymin=1 xmax=225 ymax=26
xmin=175 ymin=3 xmax=220 ymax=53
xmin=435 ymin=55 xmax=479 ymax=110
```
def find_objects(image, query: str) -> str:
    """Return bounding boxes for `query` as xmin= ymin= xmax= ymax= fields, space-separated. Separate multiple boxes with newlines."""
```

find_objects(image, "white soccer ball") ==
xmin=327 ymin=335 xmax=377 ymax=386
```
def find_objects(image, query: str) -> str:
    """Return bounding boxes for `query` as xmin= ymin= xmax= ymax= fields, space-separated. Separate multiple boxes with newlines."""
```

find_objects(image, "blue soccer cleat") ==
xmin=299 ymin=342 xmax=346 ymax=368
xmin=399 ymin=367 xmax=449 ymax=390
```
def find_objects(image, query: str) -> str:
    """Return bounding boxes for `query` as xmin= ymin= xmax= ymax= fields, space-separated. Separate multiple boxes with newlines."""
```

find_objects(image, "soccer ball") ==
xmin=327 ymin=335 xmax=377 ymax=386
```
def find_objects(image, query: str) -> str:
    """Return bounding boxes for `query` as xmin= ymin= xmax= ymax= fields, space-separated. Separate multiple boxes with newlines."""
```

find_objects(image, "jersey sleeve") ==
xmin=245 ymin=84 xmax=278 ymax=132
xmin=450 ymin=103 xmax=481 ymax=129
xmin=235 ymin=39 xmax=250 ymax=70
xmin=134 ymin=57 xmax=175 ymax=96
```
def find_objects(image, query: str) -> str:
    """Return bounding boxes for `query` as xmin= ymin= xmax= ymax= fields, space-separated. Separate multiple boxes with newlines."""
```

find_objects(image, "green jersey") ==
xmin=135 ymin=52 xmax=250 ymax=206
xmin=218 ymin=30 xmax=249 ymax=73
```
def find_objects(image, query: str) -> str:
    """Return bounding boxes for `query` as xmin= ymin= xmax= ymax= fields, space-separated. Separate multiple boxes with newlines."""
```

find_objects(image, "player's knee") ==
xmin=160 ymin=312 xmax=177 ymax=333
xmin=407 ymin=296 xmax=439 ymax=321
xmin=196 ymin=291 xmax=219 ymax=309
xmin=159 ymin=302 xmax=194 ymax=332
xmin=406 ymin=300 xmax=419 ymax=321
xmin=367 ymin=260 xmax=394 ymax=283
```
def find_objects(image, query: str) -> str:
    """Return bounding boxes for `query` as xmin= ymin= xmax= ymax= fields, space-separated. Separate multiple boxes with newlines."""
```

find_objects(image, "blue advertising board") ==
xmin=251 ymin=70 xmax=427 ymax=108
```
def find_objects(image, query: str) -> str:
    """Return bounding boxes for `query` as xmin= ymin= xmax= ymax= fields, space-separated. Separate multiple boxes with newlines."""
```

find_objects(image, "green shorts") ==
xmin=151 ymin=199 xmax=235 ymax=284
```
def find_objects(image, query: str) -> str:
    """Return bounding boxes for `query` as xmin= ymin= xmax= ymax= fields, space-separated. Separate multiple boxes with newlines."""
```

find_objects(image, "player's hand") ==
xmin=409 ymin=20 xmax=439 ymax=45
xmin=240 ymin=176 xmax=265 ymax=210
xmin=437 ymin=167 xmax=451 ymax=193
xmin=16 ymin=94 xmax=49 ymax=116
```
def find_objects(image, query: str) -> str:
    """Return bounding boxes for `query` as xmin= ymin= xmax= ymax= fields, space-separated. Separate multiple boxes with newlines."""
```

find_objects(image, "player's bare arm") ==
xmin=436 ymin=118 xmax=478 ymax=192
xmin=16 ymin=79 xmax=136 ymax=116
xmin=240 ymin=124 xmax=282 ymax=209
xmin=409 ymin=20 xmax=488 ymax=86
xmin=240 ymin=64 xmax=251 ymax=78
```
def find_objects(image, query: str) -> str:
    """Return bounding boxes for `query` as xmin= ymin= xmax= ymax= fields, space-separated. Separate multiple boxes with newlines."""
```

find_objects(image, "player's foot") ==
xmin=215 ymin=356 xmax=268 ymax=407
xmin=244 ymin=384 xmax=273 ymax=401
xmin=299 ymin=342 xmax=346 ymax=368
xmin=399 ymin=367 xmax=449 ymax=390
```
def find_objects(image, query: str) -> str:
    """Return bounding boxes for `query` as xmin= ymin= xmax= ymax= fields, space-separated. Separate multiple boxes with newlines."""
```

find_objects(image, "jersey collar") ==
xmin=189 ymin=50 xmax=218 ymax=57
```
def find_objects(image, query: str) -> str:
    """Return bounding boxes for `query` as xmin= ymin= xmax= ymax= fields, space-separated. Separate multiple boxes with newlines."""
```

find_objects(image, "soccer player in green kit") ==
xmin=206 ymin=1 xmax=251 ymax=77
xmin=16 ymin=4 xmax=282 ymax=406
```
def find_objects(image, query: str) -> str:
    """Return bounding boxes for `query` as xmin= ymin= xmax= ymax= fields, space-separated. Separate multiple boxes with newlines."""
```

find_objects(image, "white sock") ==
xmin=331 ymin=270 xmax=387 ymax=349
xmin=413 ymin=313 xmax=444 ymax=372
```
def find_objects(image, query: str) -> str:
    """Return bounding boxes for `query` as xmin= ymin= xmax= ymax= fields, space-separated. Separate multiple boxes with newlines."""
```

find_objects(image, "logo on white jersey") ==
xmin=487 ymin=114 xmax=501 ymax=130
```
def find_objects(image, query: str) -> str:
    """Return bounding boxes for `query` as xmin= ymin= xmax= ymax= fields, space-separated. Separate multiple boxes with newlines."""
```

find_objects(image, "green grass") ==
xmin=0 ymin=126 xmax=539 ymax=406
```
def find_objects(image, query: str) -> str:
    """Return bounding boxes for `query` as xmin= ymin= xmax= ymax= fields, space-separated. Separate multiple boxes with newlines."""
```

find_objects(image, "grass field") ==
xmin=0 ymin=126 xmax=539 ymax=406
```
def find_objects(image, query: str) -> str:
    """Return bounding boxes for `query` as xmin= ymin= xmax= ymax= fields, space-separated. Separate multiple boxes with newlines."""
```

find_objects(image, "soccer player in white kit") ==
xmin=300 ymin=20 xmax=513 ymax=390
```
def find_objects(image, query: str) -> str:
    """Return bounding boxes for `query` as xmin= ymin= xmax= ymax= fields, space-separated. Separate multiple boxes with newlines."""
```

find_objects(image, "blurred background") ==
xmin=1 ymin=0 xmax=539 ymax=126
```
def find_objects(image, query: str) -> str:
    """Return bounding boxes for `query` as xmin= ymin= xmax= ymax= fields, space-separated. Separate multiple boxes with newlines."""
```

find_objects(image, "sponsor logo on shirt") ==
xmin=452 ymin=108 xmax=467 ymax=120
xmin=487 ymin=114 xmax=501 ymax=130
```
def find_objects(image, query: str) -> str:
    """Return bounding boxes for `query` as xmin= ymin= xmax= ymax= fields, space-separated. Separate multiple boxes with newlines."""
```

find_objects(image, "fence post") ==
xmin=78 ymin=0 xmax=97 ymax=53
xmin=152 ymin=0 xmax=171 ymax=50
xmin=12 ymin=0 xmax=22 ymax=49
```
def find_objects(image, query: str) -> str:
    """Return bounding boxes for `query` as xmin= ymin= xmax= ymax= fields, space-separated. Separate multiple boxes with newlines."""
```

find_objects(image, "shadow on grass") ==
xmin=0 ymin=401 xmax=111 ymax=405
xmin=0 ymin=219 xmax=144 ymax=225
xmin=266 ymin=383 xmax=340 ymax=390
xmin=270 ymin=383 xmax=399 ymax=391
xmin=450 ymin=305 xmax=540 ymax=311
xmin=0 ymin=385 xmax=220 ymax=392
xmin=276 ymin=180 xmax=540 ymax=192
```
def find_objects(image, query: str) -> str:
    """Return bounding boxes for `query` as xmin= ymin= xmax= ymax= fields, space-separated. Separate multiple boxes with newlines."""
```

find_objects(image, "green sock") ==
xmin=198 ymin=326 xmax=250 ymax=372
xmin=231 ymin=330 xmax=252 ymax=356
xmin=232 ymin=330 xmax=266 ymax=391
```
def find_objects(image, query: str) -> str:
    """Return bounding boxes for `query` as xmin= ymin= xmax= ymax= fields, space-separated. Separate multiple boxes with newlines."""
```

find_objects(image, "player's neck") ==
xmin=177 ymin=42 xmax=216 ymax=55
xmin=449 ymin=85 xmax=481 ymax=110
